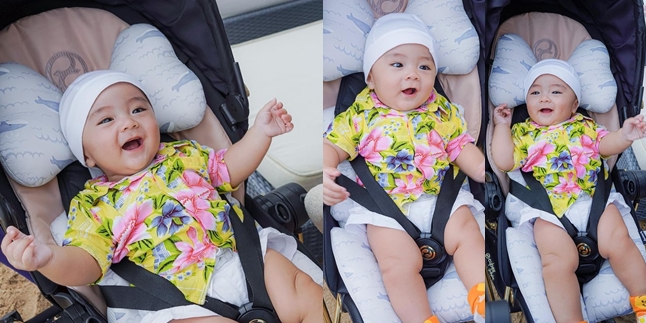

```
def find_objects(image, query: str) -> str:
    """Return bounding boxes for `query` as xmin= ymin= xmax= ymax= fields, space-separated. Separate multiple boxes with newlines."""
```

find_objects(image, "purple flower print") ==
xmin=550 ymin=151 xmax=573 ymax=172
xmin=151 ymin=200 xmax=191 ymax=237
xmin=385 ymin=150 xmax=414 ymax=172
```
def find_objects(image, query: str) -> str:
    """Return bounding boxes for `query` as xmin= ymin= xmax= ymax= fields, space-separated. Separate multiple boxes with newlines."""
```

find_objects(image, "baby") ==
xmin=323 ymin=13 xmax=485 ymax=323
xmin=0 ymin=70 xmax=322 ymax=323
xmin=492 ymin=59 xmax=646 ymax=323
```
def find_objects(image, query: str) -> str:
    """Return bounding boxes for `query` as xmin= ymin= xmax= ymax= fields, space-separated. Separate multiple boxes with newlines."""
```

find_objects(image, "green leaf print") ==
xmin=534 ymin=167 xmax=547 ymax=176
xmin=569 ymin=127 xmax=584 ymax=139
xmin=133 ymin=239 xmax=154 ymax=251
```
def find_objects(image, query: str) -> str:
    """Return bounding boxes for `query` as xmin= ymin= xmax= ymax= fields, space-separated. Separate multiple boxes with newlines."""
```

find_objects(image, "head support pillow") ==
xmin=0 ymin=23 xmax=206 ymax=187
xmin=488 ymin=33 xmax=616 ymax=113
xmin=322 ymin=0 xmax=480 ymax=81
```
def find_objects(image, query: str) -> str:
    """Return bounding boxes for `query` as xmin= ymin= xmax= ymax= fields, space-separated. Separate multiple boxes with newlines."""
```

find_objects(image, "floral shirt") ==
xmin=325 ymin=87 xmax=474 ymax=212
xmin=511 ymin=114 xmax=609 ymax=217
xmin=63 ymin=140 xmax=241 ymax=305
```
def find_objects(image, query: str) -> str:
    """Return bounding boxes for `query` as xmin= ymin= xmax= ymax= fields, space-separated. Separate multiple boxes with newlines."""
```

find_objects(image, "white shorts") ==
xmin=137 ymin=227 xmax=297 ymax=323
xmin=505 ymin=169 xmax=631 ymax=241
xmin=331 ymin=188 xmax=485 ymax=241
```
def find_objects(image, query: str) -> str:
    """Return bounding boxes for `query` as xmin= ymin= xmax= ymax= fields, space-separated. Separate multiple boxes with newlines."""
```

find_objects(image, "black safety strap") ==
xmin=339 ymin=156 xmax=465 ymax=245
xmin=229 ymin=206 xmax=274 ymax=311
xmin=347 ymin=156 xmax=420 ymax=238
xmin=509 ymin=162 xmax=611 ymax=239
xmin=102 ymin=206 xmax=276 ymax=318
xmin=104 ymin=259 xmax=240 ymax=318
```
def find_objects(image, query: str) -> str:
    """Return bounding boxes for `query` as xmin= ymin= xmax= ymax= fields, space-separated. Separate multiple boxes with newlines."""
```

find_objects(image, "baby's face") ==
xmin=366 ymin=43 xmax=436 ymax=112
xmin=526 ymin=74 xmax=579 ymax=126
xmin=82 ymin=82 xmax=160 ymax=182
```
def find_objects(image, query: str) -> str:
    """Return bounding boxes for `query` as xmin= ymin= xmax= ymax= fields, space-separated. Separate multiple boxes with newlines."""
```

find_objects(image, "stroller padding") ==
xmin=0 ymin=7 xmax=128 ymax=90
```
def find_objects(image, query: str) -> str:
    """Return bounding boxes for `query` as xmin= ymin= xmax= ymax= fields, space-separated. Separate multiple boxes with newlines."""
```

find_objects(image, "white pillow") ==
xmin=489 ymin=33 xmax=616 ymax=113
xmin=323 ymin=0 xmax=479 ymax=81
xmin=110 ymin=24 xmax=206 ymax=133
xmin=0 ymin=63 xmax=72 ymax=187
xmin=0 ymin=23 xmax=207 ymax=187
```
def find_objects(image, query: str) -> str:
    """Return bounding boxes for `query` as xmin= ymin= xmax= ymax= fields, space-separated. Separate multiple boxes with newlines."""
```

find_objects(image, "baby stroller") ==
xmin=0 ymin=1 xmax=322 ymax=322
xmin=484 ymin=0 xmax=646 ymax=322
xmin=322 ymin=0 xmax=487 ymax=322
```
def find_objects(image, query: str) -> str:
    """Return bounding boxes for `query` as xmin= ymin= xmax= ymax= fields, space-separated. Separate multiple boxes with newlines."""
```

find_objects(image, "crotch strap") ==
xmin=509 ymin=162 xmax=610 ymax=285
xmin=337 ymin=157 xmax=465 ymax=288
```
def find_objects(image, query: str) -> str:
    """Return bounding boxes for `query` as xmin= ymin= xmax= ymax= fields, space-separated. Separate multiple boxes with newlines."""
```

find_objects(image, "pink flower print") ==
xmin=208 ymin=149 xmax=231 ymax=187
xmin=171 ymin=227 xmax=217 ymax=273
xmin=552 ymin=173 xmax=581 ymax=195
xmin=414 ymin=144 xmax=436 ymax=179
xmin=580 ymin=135 xmax=599 ymax=159
xmin=182 ymin=171 xmax=216 ymax=200
xmin=569 ymin=146 xmax=590 ymax=179
xmin=521 ymin=140 xmax=555 ymax=172
xmin=123 ymin=172 xmax=147 ymax=196
xmin=358 ymin=128 xmax=393 ymax=164
xmin=446 ymin=132 xmax=474 ymax=161
xmin=390 ymin=173 xmax=424 ymax=197
xmin=174 ymin=190 xmax=216 ymax=231
xmin=112 ymin=200 xmax=153 ymax=263
xmin=352 ymin=116 xmax=362 ymax=133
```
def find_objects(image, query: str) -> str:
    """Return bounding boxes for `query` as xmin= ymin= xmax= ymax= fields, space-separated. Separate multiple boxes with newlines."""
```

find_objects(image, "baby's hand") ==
xmin=1 ymin=226 xmax=53 ymax=271
xmin=621 ymin=114 xmax=646 ymax=142
xmin=254 ymin=98 xmax=294 ymax=138
xmin=323 ymin=166 xmax=350 ymax=206
xmin=493 ymin=103 xmax=512 ymax=126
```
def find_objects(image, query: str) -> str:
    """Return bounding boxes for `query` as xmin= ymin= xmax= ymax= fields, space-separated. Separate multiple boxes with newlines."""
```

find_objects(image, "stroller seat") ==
xmin=0 ymin=6 xmax=322 ymax=322
xmin=487 ymin=11 xmax=646 ymax=322
xmin=323 ymin=0 xmax=486 ymax=321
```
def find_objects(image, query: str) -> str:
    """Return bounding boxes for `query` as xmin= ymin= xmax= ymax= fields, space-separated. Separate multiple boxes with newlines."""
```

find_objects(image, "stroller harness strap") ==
xmin=102 ymin=206 xmax=281 ymax=323
xmin=338 ymin=156 xmax=465 ymax=288
xmin=508 ymin=162 xmax=611 ymax=284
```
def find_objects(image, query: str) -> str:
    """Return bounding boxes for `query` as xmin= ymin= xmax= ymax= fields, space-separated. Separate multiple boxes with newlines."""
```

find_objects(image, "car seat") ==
xmin=322 ymin=0 xmax=487 ymax=322
xmin=484 ymin=3 xmax=646 ymax=321
xmin=0 ymin=3 xmax=322 ymax=323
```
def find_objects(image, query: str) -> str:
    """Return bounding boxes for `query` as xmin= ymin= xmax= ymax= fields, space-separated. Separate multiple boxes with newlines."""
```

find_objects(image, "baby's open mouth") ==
xmin=122 ymin=138 xmax=142 ymax=150
xmin=402 ymin=88 xmax=417 ymax=95
xmin=539 ymin=108 xmax=553 ymax=113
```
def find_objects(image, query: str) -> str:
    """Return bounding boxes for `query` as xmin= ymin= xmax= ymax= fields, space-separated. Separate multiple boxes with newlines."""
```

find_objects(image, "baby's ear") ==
xmin=366 ymin=73 xmax=375 ymax=90
xmin=84 ymin=155 xmax=96 ymax=168
xmin=572 ymin=99 xmax=580 ymax=113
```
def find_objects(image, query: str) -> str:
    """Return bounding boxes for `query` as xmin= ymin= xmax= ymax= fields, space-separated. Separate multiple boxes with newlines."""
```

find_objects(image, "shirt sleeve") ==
xmin=593 ymin=122 xmax=610 ymax=159
xmin=444 ymin=103 xmax=476 ymax=162
xmin=510 ymin=122 xmax=529 ymax=171
xmin=325 ymin=105 xmax=363 ymax=160
xmin=63 ymin=195 xmax=116 ymax=283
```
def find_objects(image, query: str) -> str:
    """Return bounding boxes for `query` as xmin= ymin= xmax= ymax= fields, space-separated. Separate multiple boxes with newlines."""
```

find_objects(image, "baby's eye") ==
xmin=530 ymin=91 xmax=540 ymax=95
xmin=98 ymin=117 xmax=113 ymax=125
xmin=133 ymin=107 xmax=146 ymax=114
xmin=391 ymin=62 xmax=403 ymax=68
xmin=551 ymin=91 xmax=562 ymax=94
xmin=419 ymin=65 xmax=432 ymax=71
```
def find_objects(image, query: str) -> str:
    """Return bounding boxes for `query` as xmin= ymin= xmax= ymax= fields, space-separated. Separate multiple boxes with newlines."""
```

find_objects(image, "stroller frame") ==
xmin=484 ymin=1 xmax=646 ymax=321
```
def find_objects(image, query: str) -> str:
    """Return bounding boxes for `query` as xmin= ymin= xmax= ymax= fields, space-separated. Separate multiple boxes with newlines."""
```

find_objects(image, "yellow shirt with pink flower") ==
xmin=511 ymin=113 xmax=609 ymax=217
xmin=63 ymin=140 xmax=240 ymax=305
xmin=325 ymin=87 xmax=474 ymax=212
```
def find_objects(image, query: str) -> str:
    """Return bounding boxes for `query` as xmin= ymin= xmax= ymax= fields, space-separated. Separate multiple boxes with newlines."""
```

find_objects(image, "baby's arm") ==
xmin=1 ymin=226 xmax=101 ymax=286
xmin=491 ymin=104 xmax=515 ymax=171
xmin=453 ymin=143 xmax=485 ymax=183
xmin=224 ymin=99 xmax=293 ymax=187
xmin=599 ymin=114 xmax=646 ymax=157
xmin=323 ymin=139 xmax=350 ymax=206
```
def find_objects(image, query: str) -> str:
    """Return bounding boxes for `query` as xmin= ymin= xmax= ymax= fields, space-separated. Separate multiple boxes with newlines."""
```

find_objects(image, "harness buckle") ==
xmin=237 ymin=303 xmax=280 ymax=323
